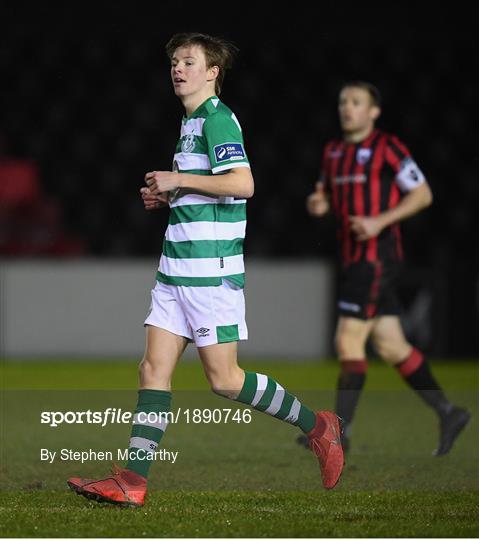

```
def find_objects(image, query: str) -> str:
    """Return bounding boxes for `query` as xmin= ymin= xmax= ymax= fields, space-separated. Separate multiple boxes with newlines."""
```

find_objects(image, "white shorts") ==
xmin=144 ymin=280 xmax=248 ymax=347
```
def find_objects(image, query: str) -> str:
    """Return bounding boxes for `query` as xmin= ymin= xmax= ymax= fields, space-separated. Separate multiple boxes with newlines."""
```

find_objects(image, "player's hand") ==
xmin=349 ymin=215 xmax=384 ymax=241
xmin=306 ymin=183 xmax=329 ymax=217
xmin=144 ymin=171 xmax=180 ymax=195
xmin=140 ymin=187 xmax=168 ymax=211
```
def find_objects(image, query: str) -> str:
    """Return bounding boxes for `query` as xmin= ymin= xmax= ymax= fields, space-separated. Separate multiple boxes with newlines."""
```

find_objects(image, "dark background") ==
xmin=1 ymin=3 xmax=477 ymax=355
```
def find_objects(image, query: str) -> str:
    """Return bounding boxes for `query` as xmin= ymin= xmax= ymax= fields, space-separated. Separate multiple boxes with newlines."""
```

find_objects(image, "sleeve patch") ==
xmin=395 ymin=157 xmax=426 ymax=192
xmin=214 ymin=143 xmax=246 ymax=163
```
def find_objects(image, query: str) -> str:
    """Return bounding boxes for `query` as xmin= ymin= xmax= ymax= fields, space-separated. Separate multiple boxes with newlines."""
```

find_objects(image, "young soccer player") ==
xmin=299 ymin=81 xmax=471 ymax=455
xmin=67 ymin=33 xmax=344 ymax=507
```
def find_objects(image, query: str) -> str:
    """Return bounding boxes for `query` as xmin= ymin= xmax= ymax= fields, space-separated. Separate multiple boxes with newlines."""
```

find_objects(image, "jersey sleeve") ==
xmin=203 ymin=112 xmax=250 ymax=174
xmin=385 ymin=135 xmax=426 ymax=192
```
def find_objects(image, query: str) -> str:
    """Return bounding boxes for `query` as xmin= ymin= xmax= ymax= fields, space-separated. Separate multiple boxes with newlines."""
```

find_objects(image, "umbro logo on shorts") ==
xmin=196 ymin=327 xmax=210 ymax=337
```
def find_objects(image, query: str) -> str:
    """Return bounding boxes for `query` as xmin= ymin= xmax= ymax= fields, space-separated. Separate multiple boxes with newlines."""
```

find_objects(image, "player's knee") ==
xmin=373 ymin=337 xmax=410 ymax=364
xmin=373 ymin=340 xmax=393 ymax=362
xmin=139 ymin=355 xmax=172 ymax=387
xmin=335 ymin=334 xmax=347 ymax=356
xmin=139 ymin=357 xmax=148 ymax=376
xmin=206 ymin=366 xmax=244 ymax=399
xmin=335 ymin=331 xmax=363 ymax=358
xmin=208 ymin=375 xmax=236 ymax=398
xmin=139 ymin=355 xmax=155 ymax=376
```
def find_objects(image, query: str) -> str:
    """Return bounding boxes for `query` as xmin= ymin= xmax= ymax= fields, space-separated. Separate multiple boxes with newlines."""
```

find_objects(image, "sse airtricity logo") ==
xmin=214 ymin=142 xmax=245 ymax=163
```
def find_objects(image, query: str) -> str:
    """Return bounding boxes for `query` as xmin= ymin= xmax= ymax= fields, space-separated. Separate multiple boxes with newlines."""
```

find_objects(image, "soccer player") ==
xmin=299 ymin=81 xmax=471 ymax=455
xmin=67 ymin=33 xmax=344 ymax=507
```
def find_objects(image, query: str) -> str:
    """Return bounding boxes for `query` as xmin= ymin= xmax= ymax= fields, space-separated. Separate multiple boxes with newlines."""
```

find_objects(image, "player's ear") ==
xmin=207 ymin=65 xmax=219 ymax=82
xmin=371 ymin=105 xmax=381 ymax=121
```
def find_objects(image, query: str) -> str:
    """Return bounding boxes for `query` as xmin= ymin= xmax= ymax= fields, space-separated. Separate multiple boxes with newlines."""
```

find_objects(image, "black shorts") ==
xmin=337 ymin=261 xmax=401 ymax=320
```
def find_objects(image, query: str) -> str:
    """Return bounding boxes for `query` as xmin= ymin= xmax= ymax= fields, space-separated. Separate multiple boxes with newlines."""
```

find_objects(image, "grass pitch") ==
xmin=0 ymin=358 xmax=478 ymax=537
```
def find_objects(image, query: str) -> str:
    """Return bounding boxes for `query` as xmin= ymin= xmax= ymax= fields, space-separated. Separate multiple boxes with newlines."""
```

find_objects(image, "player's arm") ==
xmin=349 ymin=182 xmax=432 ymax=241
xmin=307 ymin=181 xmax=330 ymax=217
xmin=307 ymin=146 xmax=332 ymax=217
xmin=175 ymin=168 xmax=255 ymax=198
xmin=371 ymin=181 xmax=432 ymax=227
xmin=145 ymin=111 xmax=254 ymax=199
xmin=144 ymin=167 xmax=254 ymax=199
xmin=350 ymin=138 xmax=432 ymax=241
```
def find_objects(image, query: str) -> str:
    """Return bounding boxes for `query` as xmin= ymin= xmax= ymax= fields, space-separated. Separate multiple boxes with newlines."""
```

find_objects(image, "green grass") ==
xmin=2 ymin=490 xmax=478 ymax=538
xmin=0 ymin=358 xmax=478 ymax=537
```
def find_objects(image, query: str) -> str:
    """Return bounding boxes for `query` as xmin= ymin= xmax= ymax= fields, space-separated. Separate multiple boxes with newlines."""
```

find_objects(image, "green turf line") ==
xmin=1 ymin=359 xmax=477 ymax=390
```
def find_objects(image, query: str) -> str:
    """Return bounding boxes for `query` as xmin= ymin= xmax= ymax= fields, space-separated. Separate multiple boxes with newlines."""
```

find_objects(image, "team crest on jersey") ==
xmin=181 ymin=133 xmax=195 ymax=153
xmin=356 ymin=148 xmax=372 ymax=164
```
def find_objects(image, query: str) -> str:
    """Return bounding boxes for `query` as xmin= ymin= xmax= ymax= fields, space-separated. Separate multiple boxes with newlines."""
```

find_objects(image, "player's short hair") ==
xmin=340 ymin=81 xmax=382 ymax=108
xmin=166 ymin=33 xmax=238 ymax=96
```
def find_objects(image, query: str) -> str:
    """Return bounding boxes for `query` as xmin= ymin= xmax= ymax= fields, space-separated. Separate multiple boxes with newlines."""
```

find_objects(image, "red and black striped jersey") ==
xmin=320 ymin=129 xmax=426 ymax=266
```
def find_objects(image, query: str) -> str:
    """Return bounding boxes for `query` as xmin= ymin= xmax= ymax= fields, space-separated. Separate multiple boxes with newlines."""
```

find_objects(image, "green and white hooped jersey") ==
xmin=157 ymin=96 xmax=250 ymax=288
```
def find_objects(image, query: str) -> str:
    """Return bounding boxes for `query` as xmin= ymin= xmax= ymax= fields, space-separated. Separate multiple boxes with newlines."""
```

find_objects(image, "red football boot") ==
xmin=67 ymin=465 xmax=147 ymax=507
xmin=307 ymin=411 xmax=344 ymax=489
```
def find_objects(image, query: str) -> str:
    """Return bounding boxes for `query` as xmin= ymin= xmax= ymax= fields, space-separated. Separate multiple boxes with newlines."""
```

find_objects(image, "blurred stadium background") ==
xmin=0 ymin=3 xmax=478 ymax=359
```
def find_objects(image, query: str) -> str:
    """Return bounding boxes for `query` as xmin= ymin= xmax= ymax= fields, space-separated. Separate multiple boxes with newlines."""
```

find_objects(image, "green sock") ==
xmin=235 ymin=371 xmax=316 ymax=433
xmin=126 ymin=389 xmax=171 ymax=478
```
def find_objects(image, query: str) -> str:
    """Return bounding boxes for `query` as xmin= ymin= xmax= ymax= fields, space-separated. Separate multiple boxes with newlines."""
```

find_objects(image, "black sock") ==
xmin=335 ymin=360 xmax=367 ymax=435
xmin=396 ymin=348 xmax=452 ymax=418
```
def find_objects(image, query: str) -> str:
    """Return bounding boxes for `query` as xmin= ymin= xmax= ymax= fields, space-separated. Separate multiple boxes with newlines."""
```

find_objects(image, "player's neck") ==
xmin=343 ymin=125 xmax=375 ymax=144
xmin=182 ymin=89 xmax=216 ymax=117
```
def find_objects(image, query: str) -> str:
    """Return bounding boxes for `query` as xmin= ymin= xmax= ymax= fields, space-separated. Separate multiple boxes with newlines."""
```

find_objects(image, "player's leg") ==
xmin=181 ymin=281 xmax=343 ymax=488
xmin=126 ymin=325 xmax=187 ymax=477
xmin=370 ymin=315 xmax=412 ymax=365
xmin=371 ymin=315 xmax=471 ymax=455
xmin=67 ymin=282 xmax=189 ymax=506
xmin=333 ymin=315 xmax=374 ymax=450
xmin=198 ymin=341 xmax=344 ymax=489
xmin=185 ymin=281 xmax=320 ymax=435
xmin=122 ymin=281 xmax=189 ymax=479
xmin=297 ymin=313 xmax=372 ymax=452
xmin=67 ymin=327 xmax=186 ymax=506
xmin=298 ymin=262 xmax=375 ymax=452
xmin=322 ymin=261 xmax=379 ymax=452
xmin=199 ymin=341 xmax=316 ymax=432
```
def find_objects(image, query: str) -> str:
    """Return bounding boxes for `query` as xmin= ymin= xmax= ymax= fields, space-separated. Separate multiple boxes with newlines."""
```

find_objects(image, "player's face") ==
xmin=338 ymin=87 xmax=380 ymax=134
xmin=170 ymin=46 xmax=215 ymax=98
